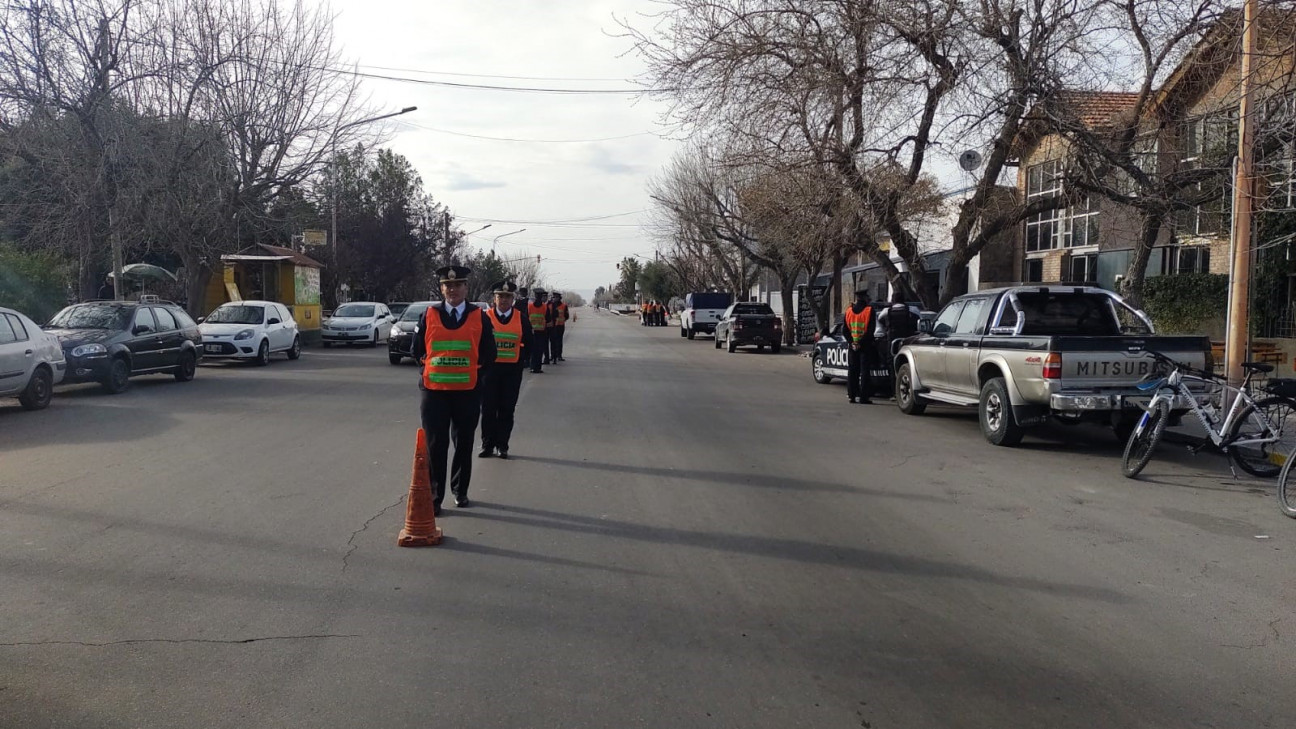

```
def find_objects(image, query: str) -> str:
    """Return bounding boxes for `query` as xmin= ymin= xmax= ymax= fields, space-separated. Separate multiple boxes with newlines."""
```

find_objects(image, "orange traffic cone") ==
xmin=398 ymin=428 xmax=442 ymax=547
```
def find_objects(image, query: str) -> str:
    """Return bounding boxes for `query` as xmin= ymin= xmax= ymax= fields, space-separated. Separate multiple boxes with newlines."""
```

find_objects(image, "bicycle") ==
xmin=1122 ymin=352 xmax=1296 ymax=479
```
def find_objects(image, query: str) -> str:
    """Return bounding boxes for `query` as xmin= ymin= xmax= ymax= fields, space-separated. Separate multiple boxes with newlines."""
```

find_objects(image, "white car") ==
xmin=199 ymin=300 xmax=301 ymax=365
xmin=0 ymin=306 xmax=66 ymax=410
xmin=322 ymin=302 xmax=394 ymax=347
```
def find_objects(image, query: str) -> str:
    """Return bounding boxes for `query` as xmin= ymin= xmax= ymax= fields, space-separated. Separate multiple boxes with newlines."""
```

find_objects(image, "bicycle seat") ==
xmin=1242 ymin=361 xmax=1275 ymax=374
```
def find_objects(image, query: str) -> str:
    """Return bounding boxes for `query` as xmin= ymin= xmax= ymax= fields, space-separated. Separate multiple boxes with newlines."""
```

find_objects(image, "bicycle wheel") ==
xmin=1278 ymin=451 xmax=1296 ymax=518
xmin=1123 ymin=400 xmax=1170 ymax=479
xmin=1226 ymin=396 xmax=1295 ymax=478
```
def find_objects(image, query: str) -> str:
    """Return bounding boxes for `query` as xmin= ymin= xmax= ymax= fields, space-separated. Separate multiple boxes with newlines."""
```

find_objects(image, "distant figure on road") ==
xmin=527 ymin=288 xmax=550 ymax=373
xmin=412 ymin=265 xmax=497 ymax=514
xmin=480 ymin=280 xmax=533 ymax=460
xmin=844 ymin=289 xmax=875 ymax=405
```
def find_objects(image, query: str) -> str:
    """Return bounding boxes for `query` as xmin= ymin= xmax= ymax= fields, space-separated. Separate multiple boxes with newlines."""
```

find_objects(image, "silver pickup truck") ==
xmin=893 ymin=286 xmax=1211 ymax=446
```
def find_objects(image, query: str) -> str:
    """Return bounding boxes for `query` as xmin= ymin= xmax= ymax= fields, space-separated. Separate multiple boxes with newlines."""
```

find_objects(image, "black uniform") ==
xmin=844 ymin=302 xmax=875 ymax=403
xmin=548 ymin=301 xmax=568 ymax=362
xmin=530 ymin=298 xmax=552 ymax=371
xmin=480 ymin=305 xmax=534 ymax=456
xmin=412 ymin=302 xmax=497 ymax=509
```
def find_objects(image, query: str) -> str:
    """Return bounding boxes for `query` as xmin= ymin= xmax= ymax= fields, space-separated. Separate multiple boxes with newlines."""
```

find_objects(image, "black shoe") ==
xmin=848 ymin=397 xmax=856 ymax=404
xmin=497 ymin=449 xmax=509 ymax=459
xmin=478 ymin=448 xmax=494 ymax=458
xmin=455 ymin=495 xmax=471 ymax=508
xmin=859 ymin=399 xmax=873 ymax=405
xmin=531 ymin=368 xmax=543 ymax=374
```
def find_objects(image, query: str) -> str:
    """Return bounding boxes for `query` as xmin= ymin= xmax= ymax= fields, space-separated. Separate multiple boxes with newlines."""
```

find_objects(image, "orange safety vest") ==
xmin=552 ymin=302 xmax=568 ymax=327
xmin=421 ymin=306 xmax=482 ymax=390
xmin=527 ymin=301 xmax=547 ymax=331
xmin=845 ymin=306 xmax=873 ymax=341
xmin=485 ymin=307 xmax=523 ymax=364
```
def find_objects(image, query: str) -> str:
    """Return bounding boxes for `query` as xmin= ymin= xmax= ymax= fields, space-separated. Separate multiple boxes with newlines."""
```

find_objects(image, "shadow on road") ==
xmin=507 ymin=455 xmax=952 ymax=502
xmin=459 ymin=503 xmax=1131 ymax=604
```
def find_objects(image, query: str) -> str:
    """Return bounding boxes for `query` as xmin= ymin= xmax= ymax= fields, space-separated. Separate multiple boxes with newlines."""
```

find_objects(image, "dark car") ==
xmin=388 ymin=302 xmax=411 ymax=319
xmin=45 ymin=299 xmax=203 ymax=393
xmin=714 ymin=302 xmax=783 ymax=353
xmin=387 ymin=300 xmax=436 ymax=365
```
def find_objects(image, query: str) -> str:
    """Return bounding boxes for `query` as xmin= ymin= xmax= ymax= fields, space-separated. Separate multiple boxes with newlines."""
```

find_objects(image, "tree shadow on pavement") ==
xmin=506 ymin=455 xmax=952 ymax=502
xmin=459 ymin=503 xmax=1131 ymax=604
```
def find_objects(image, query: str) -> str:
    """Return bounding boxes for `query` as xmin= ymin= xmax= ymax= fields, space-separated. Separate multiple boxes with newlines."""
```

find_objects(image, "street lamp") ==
xmin=331 ymin=105 xmax=418 ymax=299
xmin=464 ymin=224 xmax=493 ymax=237
xmin=491 ymin=228 xmax=526 ymax=255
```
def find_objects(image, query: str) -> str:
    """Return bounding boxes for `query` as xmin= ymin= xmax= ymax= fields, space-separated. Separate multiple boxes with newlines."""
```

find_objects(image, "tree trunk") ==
xmin=938 ymin=249 xmax=973 ymax=308
xmin=780 ymin=272 xmax=796 ymax=346
xmin=1121 ymin=211 xmax=1165 ymax=309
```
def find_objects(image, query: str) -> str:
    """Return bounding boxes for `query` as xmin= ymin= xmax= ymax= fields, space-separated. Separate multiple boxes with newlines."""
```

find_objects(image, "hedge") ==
xmin=1141 ymin=273 xmax=1228 ymax=335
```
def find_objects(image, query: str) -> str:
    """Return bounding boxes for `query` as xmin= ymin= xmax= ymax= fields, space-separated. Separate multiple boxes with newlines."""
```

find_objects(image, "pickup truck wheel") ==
xmin=726 ymin=336 xmax=737 ymax=353
xmin=714 ymin=332 xmax=722 ymax=349
xmin=813 ymin=354 xmax=832 ymax=384
xmin=771 ymin=343 xmax=781 ymax=354
xmin=687 ymin=328 xmax=696 ymax=340
xmin=680 ymin=326 xmax=688 ymax=338
xmin=979 ymin=377 xmax=1024 ymax=446
xmin=895 ymin=362 xmax=926 ymax=415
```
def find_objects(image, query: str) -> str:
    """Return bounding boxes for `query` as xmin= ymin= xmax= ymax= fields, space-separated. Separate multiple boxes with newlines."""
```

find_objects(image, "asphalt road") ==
xmin=1 ymin=311 xmax=1292 ymax=728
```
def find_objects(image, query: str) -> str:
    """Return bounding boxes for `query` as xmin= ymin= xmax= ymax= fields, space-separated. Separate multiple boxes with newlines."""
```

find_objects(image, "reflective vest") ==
xmin=421 ymin=306 xmax=482 ymax=390
xmin=486 ymin=307 xmax=523 ymax=364
xmin=527 ymin=301 xmax=547 ymax=331
xmin=845 ymin=306 xmax=873 ymax=341
xmin=551 ymin=302 xmax=568 ymax=327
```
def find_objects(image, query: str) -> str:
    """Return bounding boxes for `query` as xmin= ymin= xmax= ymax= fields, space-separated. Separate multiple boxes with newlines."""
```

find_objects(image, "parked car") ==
xmin=45 ymin=298 xmax=202 ymax=394
xmin=198 ymin=300 xmax=300 ymax=365
xmin=321 ymin=302 xmax=394 ymax=347
xmin=809 ymin=311 xmax=893 ymax=398
xmin=0 ymin=306 xmax=66 ymax=410
xmin=714 ymin=302 xmax=782 ymax=353
xmin=388 ymin=302 xmax=412 ymax=319
xmin=388 ymin=300 xmax=436 ymax=365
xmin=680 ymin=291 xmax=732 ymax=339
xmin=893 ymin=285 xmax=1212 ymax=446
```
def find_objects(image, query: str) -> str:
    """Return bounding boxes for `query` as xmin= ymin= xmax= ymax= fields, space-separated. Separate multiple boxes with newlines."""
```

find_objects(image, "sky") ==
xmin=327 ymin=0 xmax=680 ymax=297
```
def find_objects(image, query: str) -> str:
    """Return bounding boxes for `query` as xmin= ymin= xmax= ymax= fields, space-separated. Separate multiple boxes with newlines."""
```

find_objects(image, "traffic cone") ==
xmin=398 ymin=428 xmax=442 ymax=547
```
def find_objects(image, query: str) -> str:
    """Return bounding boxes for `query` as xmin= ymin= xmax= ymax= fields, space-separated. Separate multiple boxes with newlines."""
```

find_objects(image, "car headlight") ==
xmin=71 ymin=343 xmax=106 ymax=357
xmin=234 ymin=329 xmax=255 ymax=340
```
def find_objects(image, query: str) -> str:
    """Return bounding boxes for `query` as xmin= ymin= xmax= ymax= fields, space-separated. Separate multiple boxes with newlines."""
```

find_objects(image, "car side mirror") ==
xmin=196 ymin=317 xmax=205 ymax=324
xmin=917 ymin=320 xmax=934 ymax=334
xmin=267 ymin=318 xmax=281 ymax=325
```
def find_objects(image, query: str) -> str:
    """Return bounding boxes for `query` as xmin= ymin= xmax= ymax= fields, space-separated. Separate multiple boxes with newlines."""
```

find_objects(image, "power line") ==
xmin=333 ymin=66 xmax=655 ymax=94
xmin=457 ymin=211 xmax=645 ymax=224
xmin=358 ymin=63 xmax=628 ymax=83
xmin=396 ymin=120 xmax=656 ymax=144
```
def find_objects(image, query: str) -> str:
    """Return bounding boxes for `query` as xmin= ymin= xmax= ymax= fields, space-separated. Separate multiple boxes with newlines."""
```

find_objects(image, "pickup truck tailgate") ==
xmin=1055 ymin=336 xmax=1211 ymax=389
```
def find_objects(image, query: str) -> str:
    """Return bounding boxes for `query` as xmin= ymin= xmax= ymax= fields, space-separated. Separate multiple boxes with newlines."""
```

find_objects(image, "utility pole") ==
xmin=443 ymin=211 xmax=451 ymax=259
xmin=1226 ymin=0 xmax=1258 ymax=387
xmin=95 ymin=18 xmax=124 ymax=301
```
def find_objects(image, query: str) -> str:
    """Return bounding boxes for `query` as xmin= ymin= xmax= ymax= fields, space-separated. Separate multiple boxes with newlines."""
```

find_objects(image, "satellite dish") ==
xmin=958 ymin=150 xmax=984 ymax=172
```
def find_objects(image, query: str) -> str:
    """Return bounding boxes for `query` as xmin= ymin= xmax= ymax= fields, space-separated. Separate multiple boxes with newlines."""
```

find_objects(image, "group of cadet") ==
xmin=841 ymin=288 xmax=920 ymax=405
xmin=640 ymin=300 xmax=669 ymax=326
xmin=410 ymin=265 xmax=575 ymax=515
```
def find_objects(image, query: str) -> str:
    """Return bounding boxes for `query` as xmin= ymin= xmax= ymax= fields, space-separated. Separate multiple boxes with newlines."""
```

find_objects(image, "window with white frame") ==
xmin=1176 ymin=113 xmax=1235 ymax=237
xmin=1259 ymin=91 xmax=1296 ymax=212
xmin=1025 ymin=160 xmax=1099 ymax=251
xmin=1160 ymin=246 xmax=1211 ymax=275
xmin=1068 ymin=254 xmax=1097 ymax=283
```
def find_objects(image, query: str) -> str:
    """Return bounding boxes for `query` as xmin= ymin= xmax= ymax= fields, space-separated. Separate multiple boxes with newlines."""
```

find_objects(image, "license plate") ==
xmin=205 ymin=344 xmax=221 ymax=353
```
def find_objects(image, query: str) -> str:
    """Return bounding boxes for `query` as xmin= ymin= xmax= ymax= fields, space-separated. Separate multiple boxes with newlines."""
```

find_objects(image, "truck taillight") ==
xmin=773 ymin=319 xmax=782 ymax=329
xmin=1043 ymin=352 xmax=1062 ymax=380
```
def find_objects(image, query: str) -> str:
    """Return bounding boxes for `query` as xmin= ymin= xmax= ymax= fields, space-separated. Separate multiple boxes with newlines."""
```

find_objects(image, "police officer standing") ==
xmin=526 ymin=288 xmax=550 ymax=373
xmin=412 ymin=265 xmax=497 ymax=514
xmin=479 ymin=280 xmax=533 ymax=459
xmin=843 ymin=289 xmax=875 ymax=405
xmin=548 ymin=290 xmax=571 ymax=362
xmin=877 ymin=290 xmax=920 ymax=361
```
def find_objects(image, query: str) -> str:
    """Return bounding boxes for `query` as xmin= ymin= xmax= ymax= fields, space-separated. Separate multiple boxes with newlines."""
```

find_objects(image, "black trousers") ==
xmin=481 ymin=366 xmax=524 ymax=452
xmin=847 ymin=343 xmax=875 ymax=401
xmin=420 ymin=387 xmax=482 ymax=506
xmin=531 ymin=330 xmax=548 ymax=370
xmin=550 ymin=326 xmax=565 ymax=360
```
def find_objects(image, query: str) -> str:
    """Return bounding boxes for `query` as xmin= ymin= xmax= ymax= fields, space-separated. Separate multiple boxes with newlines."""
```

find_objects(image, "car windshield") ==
xmin=47 ymin=304 xmax=131 ymax=330
xmin=205 ymin=305 xmax=264 ymax=325
xmin=334 ymin=304 xmax=374 ymax=318
xmin=400 ymin=304 xmax=431 ymax=321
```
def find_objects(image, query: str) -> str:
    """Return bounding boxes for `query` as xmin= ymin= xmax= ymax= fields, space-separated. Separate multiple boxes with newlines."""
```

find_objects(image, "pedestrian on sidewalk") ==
xmin=413 ymin=265 xmax=497 ymax=514
xmin=480 ymin=280 xmax=533 ymax=460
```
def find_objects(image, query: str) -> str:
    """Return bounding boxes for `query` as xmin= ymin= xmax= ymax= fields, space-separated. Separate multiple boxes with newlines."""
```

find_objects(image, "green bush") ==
xmin=0 ymin=245 xmax=70 ymax=323
xmin=1142 ymin=273 xmax=1228 ymax=335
